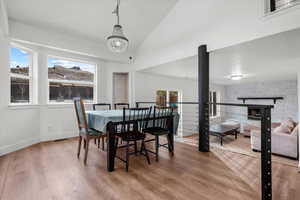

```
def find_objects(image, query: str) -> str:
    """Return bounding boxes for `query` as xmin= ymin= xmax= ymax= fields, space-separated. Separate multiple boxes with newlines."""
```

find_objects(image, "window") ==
xmin=269 ymin=0 xmax=300 ymax=12
xmin=155 ymin=90 xmax=182 ymax=136
xmin=156 ymin=90 xmax=180 ymax=109
xmin=156 ymin=90 xmax=181 ymax=111
xmin=48 ymin=57 xmax=96 ymax=103
xmin=209 ymin=91 xmax=220 ymax=118
xmin=156 ymin=90 xmax=167 ymax=106
xmin=10 ymin=47 xmax=33 ymax=104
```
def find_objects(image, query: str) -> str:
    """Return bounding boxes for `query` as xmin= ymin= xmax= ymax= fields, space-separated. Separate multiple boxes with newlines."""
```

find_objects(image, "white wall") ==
xmin=0 ymin=0 xmax=8 ymax=36
xmin=297 ymin=72 xmax=300 ymax=169
xmin=224 ymin=80 xmax=298 ymax=122
xmin=135 ymin=72 xmax=197 ymax=136
xmin=0 ymin=36 xmax=41 ymax=154
xmin=135 ymin=72 xmax=197 ymax=102
xmin=134 ymin=72 xmax=225 ymax=136
xmin=0 ymin=37 xmax=133 ymax=155
xmin=134 ymin=0 xmax=300 ymax=70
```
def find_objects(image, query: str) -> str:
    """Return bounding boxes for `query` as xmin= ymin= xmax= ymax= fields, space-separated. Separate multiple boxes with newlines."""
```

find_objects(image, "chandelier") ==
xmin=107 ymin=0 xmax=129 ymax=53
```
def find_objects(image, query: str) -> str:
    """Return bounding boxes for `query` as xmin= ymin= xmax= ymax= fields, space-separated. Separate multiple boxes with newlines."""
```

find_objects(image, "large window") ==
xmin=10 ymin=47 xmax=33 ymax=104
xmin=48 ymin=57 xmax=96 ymax=103
xmin=269 ymin=0 xmax=300 ymax=12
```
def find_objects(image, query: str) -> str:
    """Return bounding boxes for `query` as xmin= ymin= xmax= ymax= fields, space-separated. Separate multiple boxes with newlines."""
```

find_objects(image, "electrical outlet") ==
xmin=48 ymin=126 xmax=55 ymax=132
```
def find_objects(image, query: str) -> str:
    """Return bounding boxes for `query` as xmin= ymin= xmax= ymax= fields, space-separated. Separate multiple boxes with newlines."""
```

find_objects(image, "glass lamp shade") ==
xmin=107 ymin=25 xmax=129 ymax=53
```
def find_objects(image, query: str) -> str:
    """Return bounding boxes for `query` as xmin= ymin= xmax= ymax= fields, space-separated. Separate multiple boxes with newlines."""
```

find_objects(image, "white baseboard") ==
xmin=0 ymin=137 xmax=40 ymax=156
xmin=40 ymin=131 xmax=77 ymax=142
xmin=0 ymin=131 xmax=77 ymax=156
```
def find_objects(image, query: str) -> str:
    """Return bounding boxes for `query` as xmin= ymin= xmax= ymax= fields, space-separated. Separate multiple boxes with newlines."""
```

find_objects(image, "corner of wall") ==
xmin=297 ymin=71 xmax=300 ymax=169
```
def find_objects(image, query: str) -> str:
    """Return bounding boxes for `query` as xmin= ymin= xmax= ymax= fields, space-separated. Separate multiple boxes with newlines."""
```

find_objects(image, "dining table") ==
xmin=86 ymin=109 xmax=180 ymax=172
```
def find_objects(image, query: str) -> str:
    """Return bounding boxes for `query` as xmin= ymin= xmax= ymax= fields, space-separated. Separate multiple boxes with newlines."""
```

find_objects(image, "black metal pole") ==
xmin=198 ymin=45 xmax=210 ymax=152
xmin=261 ymin=107 xmax=272 ymax=200
xmin=107 ymin=122 xmax=116 ymax=172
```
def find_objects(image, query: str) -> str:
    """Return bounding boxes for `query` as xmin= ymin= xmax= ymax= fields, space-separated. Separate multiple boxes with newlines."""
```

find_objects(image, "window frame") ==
xmin=9 ymin=43 xmax=35 ymax=105
xmin=209 ymin=90 xmax=220 ymax=119
xmin=46 ymin=55 xmax=97 ymax=104
xmin=265 ymin=0 xmax=300 ymax=14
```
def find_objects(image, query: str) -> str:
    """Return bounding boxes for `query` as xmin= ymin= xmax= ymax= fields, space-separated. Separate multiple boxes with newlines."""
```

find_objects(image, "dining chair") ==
xmin=114 ymin=103 xmax=130 ymax=110
xmin=144 ymin=106 xmax=174 ymax=161
xmin=73 ymin=98 xmax=106 ymax=164
xmin=113 ymin=107 xmax=152 ymax=171
xmin=92 ymin=103 xmax=111 ymax=149
xmin=93 ymin=103 xmax=111 ymax=111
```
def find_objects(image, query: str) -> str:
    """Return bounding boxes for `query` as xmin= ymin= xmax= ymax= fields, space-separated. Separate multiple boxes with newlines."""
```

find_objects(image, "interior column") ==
xmin=198 ymin=45 xmax=210 ymax=152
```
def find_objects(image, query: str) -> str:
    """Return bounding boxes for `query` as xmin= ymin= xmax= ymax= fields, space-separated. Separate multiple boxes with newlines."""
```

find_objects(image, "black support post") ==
xmin=261 ymin=107 xmax=272 ymax=200
xmin=107 ymin=122 xmax=116 ymax=172
xmin=198 ymin=45 xmax=210 ymax=152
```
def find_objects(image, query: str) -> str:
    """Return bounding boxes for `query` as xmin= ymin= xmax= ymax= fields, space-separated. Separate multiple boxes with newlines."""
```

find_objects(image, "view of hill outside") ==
xmin=48 ymin=57 xmax=95 ymax=103
xmin=10 ymin=47 xmax=31 ymax=103
xmin=10 ymin=47 xmax=96 ymax=104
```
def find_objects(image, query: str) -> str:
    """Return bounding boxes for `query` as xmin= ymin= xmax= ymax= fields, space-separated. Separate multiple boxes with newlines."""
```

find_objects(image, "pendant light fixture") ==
xmin=107 ymin=0 xmax=129 ymax=53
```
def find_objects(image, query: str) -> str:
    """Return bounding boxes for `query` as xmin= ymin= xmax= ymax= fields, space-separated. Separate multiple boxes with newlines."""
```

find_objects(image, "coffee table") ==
xmin=210 ymin=124 xmax=239 ymax=146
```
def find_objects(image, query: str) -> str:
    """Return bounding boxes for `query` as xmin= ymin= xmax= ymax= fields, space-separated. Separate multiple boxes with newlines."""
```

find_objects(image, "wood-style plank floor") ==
xmin=0 ymin=138 xmax=298 ymax=200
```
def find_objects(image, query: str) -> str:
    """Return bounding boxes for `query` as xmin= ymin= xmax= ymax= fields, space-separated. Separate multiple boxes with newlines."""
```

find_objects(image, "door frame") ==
xmin=112 ymin=72 xmax=129 ymax=105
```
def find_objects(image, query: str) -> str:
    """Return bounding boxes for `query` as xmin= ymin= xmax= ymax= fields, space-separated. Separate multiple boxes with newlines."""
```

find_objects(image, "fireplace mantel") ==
xmin=237 ymin=97 xmax=284 ymax=104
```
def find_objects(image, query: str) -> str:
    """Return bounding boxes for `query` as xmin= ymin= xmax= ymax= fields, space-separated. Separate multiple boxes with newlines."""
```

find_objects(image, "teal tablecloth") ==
xmin=86 ymin=110 xmax=180 ymax=133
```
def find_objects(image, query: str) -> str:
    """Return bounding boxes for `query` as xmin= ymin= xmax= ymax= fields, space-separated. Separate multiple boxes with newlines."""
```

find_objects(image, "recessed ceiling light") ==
xmin=230 ymin=74 xmax=243 ymax=80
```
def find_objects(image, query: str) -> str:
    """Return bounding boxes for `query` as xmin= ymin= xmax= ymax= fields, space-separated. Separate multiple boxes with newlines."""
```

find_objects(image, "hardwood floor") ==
xmin=0 ymin=138 xmax=299 ymax=200
xmin=180 ymin=134 xmax=299 ymax=167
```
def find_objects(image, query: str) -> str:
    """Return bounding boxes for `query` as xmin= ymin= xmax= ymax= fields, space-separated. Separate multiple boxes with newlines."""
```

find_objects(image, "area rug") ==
xmin=176 ymin=134 xmax=299 ymax=167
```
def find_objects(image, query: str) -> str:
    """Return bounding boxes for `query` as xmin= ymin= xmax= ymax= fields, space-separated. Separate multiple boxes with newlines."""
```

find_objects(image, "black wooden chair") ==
xmin=92 ymin=103 xmax=111 ymax=149
xmin=114 ymin=103 xmax=130 ymax=110
xmin=73 ymin=98 xmax=106 ymax=164
xmin=114 ymin=107 xmax=152 ymax=171
xmin=144 ymin=106 xmax=174 ymax=161
xmin=93 ymin=103 xmax=111 ymax=111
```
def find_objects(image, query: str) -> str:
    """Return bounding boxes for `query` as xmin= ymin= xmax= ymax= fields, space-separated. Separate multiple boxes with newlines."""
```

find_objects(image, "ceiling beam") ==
xmin=0 ymin=0 xmax=9 ymax=36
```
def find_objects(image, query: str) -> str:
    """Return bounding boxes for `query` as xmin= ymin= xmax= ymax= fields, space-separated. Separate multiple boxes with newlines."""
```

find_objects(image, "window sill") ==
xmin=8 ymin=104 xmax=40 ymax=110
xmin=46 ymin=102 xmax=95 ymax=109
xmin=210 ymin=116 xmax=221 ymax=120
xmin=8 ymin=103 xmax=95 ymax=110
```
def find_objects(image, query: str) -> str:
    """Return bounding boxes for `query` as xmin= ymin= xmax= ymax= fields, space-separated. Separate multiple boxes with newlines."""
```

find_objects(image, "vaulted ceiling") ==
xmin=4 ymin=0 xmax=177 ymax=54
xmin=3 ymin=0 xmax=300 ymax=68
xmin=141 ymin=28 xmax=300 ymax=84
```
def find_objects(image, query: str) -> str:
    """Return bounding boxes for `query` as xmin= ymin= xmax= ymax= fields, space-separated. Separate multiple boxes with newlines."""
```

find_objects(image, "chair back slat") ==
xmin=123 ymin=107 xmax=152 ymax=132
xmin=93 ymin=103 xmax=111 ymax=110
xmin=74 ymin=98 xmax=88 ymax=132
xmin=153 ymin=106 xmax=174 ymax=129
xmin=114 ymin=103 xmax=130 ymax=110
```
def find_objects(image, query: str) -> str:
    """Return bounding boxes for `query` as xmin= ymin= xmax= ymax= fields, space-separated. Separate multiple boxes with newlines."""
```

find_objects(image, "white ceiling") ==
xmin=141 ymin=28 xmax=300 ymax=85
xmin=133 ymin=0 xmax=300 ymax=71
xmin=4 ymin=0 xmax=178 ymax=52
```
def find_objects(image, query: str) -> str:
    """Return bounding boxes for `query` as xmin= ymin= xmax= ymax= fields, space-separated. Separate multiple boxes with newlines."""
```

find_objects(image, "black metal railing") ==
xmin=137 ymin=101 xmax=273 ymax=200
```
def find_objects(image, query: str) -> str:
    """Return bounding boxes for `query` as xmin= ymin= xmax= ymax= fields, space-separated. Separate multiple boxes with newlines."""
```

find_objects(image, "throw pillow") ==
xmin=273 ymin=125 xmax=291 ymax=134
xmin=281 ymin=119 xmax=295 ymax=132
xmin=291 ymin=125 xmax=299 ymax=136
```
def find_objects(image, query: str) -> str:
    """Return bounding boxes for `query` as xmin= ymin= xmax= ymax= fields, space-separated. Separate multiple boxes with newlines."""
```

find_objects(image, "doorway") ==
xmin=113 ymin=73 xmax=129 ymax=105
